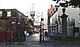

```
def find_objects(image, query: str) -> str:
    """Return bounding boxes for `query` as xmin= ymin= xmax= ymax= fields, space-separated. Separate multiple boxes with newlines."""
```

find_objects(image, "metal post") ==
xmin=55 ymin=21 xmax=58 ymax=32
xmin=39 ymin=23 xmax=42 ymax=43
xmin=32 ymin=17 xmax=34 ymax=33
xmin=30 ymin=11 xmax=35 ymax=34
xmin=42 ymin=19 xmax=44 ymax=41
xmin=39 ymin=18 xmax=43 ymax=43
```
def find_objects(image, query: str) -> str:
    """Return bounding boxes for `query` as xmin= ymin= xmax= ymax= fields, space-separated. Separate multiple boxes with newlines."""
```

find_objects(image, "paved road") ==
xmin=0 ymin=33 xmax=80 ymax=47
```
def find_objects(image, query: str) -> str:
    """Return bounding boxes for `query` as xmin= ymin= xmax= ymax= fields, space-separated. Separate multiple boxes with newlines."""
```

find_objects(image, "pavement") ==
xmin=0 ymin=33 xmax=80 ymax=47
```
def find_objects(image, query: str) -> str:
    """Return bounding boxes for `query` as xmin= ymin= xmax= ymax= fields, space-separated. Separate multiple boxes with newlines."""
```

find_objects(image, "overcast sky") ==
xmin=0 ymin=0 xmax=56 ymax=17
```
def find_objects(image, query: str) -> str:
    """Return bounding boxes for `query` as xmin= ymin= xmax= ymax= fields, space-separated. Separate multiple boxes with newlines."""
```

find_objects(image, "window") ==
xmin=0 ymin=11 xmax=2 ymax=17
xmin=11 ymin=22 xmax=15 ymax=24
xmin=7 ymin=11 xmax=11 ymax=17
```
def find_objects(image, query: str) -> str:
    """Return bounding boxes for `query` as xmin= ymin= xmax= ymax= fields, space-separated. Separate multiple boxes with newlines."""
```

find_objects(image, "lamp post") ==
xmin=42 ymin=18 xmax=44 ymax=41
xmin=30 ymin=11 xmax=35 ymax=32
xmin=39 ymin=18 xmax=43 ymax=43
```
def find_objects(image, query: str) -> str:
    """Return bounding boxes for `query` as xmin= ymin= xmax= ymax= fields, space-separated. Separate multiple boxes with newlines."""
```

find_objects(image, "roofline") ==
xmin=0 ymin=9 xmax=26 ymax=17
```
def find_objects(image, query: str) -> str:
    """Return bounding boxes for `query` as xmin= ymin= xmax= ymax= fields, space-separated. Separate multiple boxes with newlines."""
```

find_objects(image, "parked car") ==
xmin=49 ymin=31 xmax=62 ymax=39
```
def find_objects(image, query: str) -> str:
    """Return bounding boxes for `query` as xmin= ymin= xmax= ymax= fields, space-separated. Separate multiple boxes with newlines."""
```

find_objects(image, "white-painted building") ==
xmin=50 ymin=6 xmax=80 ymax=37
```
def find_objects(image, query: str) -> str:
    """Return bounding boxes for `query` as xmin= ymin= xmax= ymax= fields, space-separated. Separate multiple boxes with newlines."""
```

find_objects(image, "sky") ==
xmin=0 ymin=0 xmax=56 ymax=17
xmin=0 ymin=0 xmax=80 ymax=28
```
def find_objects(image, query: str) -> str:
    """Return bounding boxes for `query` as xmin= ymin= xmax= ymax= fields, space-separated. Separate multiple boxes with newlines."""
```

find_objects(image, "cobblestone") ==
xmin=0 ymin=33 xmax=80 ymax=47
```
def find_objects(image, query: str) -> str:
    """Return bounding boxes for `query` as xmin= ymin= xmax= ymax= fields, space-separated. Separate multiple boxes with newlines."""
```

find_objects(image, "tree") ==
xmin=69 ymin=0 xmax=80 ymax=8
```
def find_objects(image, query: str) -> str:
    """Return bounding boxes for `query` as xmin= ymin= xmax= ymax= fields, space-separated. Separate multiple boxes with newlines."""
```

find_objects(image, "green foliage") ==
xmin=70 ymin=0 xmax=80 ymax=8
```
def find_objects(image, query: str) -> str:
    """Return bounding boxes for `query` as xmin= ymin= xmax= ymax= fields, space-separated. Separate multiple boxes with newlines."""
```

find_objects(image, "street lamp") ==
xmin=30 ymin=11 xmax=35 ymax=32
xmin=30 ymin=11 xmax=35 ymax=17
xmin=39 ymin=18 xmax=43 ymax=43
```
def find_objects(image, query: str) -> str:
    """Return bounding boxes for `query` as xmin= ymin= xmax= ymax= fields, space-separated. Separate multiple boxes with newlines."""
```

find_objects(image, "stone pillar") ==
xmin=60 ymin=8 xmax=68 ymax=41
